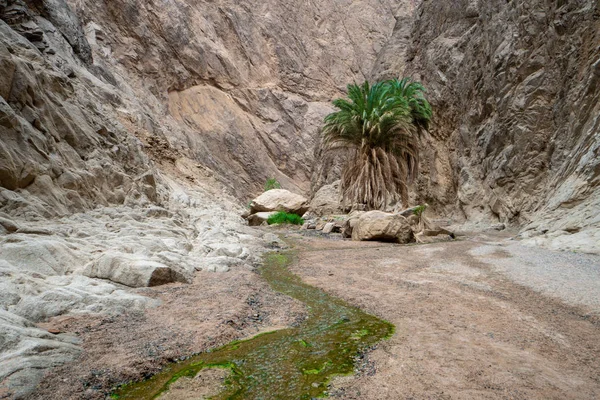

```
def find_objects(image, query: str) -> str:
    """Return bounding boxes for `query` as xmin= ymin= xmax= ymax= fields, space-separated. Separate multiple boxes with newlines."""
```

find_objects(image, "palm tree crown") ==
xmin=322 ymin=78 xmax=432 ymax=210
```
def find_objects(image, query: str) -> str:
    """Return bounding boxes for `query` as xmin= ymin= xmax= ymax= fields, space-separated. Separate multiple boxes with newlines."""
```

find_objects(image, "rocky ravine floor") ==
xmin=10 ymin=228 xmax=600 ymax=400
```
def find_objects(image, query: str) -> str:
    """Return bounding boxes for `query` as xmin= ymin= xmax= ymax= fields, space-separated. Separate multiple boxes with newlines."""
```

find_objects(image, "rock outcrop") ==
xmin=308 ymin=180 xmax=344 ymax=216
xmin=67 ymin=0 xmax=403 ymax=198
xmin=83 ymin=254 xmax=190 ymax=288
xmin=373 ymin=0 xmax=600 ymax=253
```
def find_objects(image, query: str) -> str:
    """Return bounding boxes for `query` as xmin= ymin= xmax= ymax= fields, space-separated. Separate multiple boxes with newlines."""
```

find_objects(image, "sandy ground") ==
xmin=22 ymin=230 xmax=600 ymax=399
xmin=288 ymin=233 xmax=600 ymax=399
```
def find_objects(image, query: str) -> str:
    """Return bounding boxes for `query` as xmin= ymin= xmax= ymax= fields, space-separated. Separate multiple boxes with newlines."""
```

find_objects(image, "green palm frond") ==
xmin=385 ymin=78 xmax=433 ymax=132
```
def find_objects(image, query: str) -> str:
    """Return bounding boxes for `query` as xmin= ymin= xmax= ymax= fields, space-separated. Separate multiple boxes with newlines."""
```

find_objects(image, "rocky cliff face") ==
xmin=68 ymin=0 xmax=403 ymax=197
xmin=374 ymin=0 xmax=600 ymax=253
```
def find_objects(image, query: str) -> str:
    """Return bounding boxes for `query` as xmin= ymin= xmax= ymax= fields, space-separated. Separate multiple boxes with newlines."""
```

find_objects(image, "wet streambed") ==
xmin=112 ymin=251 xmax=394 ymax=399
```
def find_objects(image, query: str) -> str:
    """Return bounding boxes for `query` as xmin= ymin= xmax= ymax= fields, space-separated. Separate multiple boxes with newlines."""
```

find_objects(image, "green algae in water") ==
xmin=112 ymin=251 xmax=395 ymax=399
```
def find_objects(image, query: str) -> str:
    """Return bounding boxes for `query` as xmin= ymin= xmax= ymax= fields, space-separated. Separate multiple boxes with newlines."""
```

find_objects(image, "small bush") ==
xmin=413 ymin=204 xmax=428 ymax=232
xmin=267 ymin=212 xmax=304 ymax=226
xmin=413 ymin=204 xmax=427 ymax=217
xmin=264 ymin=178 xmax=281 ymax=191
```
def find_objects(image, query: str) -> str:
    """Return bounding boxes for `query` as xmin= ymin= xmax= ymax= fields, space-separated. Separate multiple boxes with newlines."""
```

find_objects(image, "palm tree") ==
xmin=322 ymin=78 xmax=432 ymax=210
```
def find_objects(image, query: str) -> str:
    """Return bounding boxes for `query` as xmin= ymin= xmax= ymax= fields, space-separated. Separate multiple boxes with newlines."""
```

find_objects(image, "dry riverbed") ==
xmin=23 ymin=231 xmax=600 ymax=399
xmin=290 ymin=233 xmax=600 ymax=399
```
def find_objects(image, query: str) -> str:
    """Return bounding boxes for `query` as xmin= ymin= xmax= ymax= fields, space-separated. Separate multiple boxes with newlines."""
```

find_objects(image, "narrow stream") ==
xmin=112 ymin=251 xmax=395 ymax=399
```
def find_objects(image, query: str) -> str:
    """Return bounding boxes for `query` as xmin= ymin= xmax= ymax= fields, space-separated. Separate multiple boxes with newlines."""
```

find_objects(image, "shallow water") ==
xmin=112 ymin=251 xmax=394 ymax=399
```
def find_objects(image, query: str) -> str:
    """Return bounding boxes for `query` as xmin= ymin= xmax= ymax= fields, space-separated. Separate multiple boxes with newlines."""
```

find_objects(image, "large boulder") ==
xmin=340 ymin=211 xmax=366 ymax=238
xmin=340 ymin=212 xmax=362 ymax=238
xmin=250 ymin=189 xmax=309 ymax=215
xmin=83 ymin=254 xmax=190 ymax=287
xmin=309 ymin=180 xmax=343 ymax=216
xmin=351 ymin=211 xmax=415 ymax=243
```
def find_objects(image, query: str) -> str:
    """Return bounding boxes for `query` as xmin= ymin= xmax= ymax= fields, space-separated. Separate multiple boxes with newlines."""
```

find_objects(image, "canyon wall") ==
xmin=374 ymin=0 xmax=600 ymax=253
xmin=67 ymin=0 xmax=405 ymax=198
xmin=1 ymin=0 xmax=405 ymax=211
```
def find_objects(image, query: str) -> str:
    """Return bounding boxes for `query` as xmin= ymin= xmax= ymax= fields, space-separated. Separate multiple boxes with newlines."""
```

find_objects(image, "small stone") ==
xmin=491 ymin=223 xmax=506 ymax=231
xmin=323 ymin=222 xmax=335 ymax=234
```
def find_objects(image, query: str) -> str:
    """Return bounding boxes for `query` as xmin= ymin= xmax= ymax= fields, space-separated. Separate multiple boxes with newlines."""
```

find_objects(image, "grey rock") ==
xmin=250 ymin=189 xmax=309 ymax=215
xmin=32 ymin=0 xmax=93 ymax=63
xmin=0 ymin=216 xmax=19 ymax=232
xmin=351 ymin=211 xmax=415 ymax=244
xmin=308 ymin=180 xmax=343 ymax=217
xmin=322 ymin=222 xmax=335 ymax=234
xmin=0 ymin=309 xmax=81 ymax=399
xmin=491 ymin=223 xmax=506 ymax=231
xmin=83 ymin=253 xmax=190 ymax=287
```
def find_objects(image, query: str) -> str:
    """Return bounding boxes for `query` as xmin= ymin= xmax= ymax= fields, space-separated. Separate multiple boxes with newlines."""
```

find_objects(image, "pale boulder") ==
xmin=250 ymin=189 xmax=309 ymax=215
xmin=0 ymin=310 xmax=81 ymax=399
xmin=341 ymin=211 xmax=366 ymax=238
xmin=323 ymin=222 xmax=335 ymax=234
xmin=351 ymin=211 xmax=415 ymax=243
xmin=83 ymin=254 xmax=190 ymax=288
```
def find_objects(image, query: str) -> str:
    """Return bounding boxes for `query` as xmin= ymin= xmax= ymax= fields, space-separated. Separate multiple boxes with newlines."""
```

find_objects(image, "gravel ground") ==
xmin=25 ymin=266 xmax=306 ymax=400
xmin=469 ymin=236 xmax=600 ymax=313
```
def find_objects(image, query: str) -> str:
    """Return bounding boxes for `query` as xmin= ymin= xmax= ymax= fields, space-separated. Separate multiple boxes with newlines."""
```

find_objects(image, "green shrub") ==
xmin=413 ymin=204 xmax=427 ymax=232
xmin=413 ymin=204 xmax=427 ymax=217
xmin=267 ymin=212 xmax=304 ymax=226
xmin=264 ymin=178 xmax=281 ymax=191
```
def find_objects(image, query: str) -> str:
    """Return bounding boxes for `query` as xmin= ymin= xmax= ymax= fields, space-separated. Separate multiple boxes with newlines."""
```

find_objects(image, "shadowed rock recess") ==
xmin=0 ymin=0 xmax=598 ymax=397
